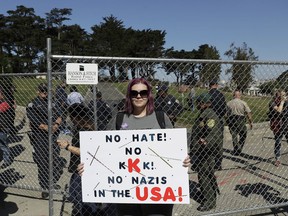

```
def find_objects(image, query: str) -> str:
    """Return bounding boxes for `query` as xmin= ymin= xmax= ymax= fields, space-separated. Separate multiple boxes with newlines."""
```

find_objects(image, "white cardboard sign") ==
xmin=66 ymin=63 xmax=98 ymax=85
xmin=80 ymin=128 xmax=190 ymax=204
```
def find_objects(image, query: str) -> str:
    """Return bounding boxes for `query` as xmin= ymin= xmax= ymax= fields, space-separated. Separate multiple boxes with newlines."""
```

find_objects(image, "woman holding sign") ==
xmin=78 ymin=78 xmax=190 ymax=216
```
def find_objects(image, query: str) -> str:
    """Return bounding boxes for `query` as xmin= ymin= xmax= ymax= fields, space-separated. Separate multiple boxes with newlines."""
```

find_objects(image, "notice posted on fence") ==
xmin=80 ymin=128 xmax=190 ymax=204
xmin=66 ymin=63 xmax=98 ymax=85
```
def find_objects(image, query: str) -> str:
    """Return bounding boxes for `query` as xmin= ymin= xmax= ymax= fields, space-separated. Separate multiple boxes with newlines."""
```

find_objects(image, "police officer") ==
xmin=209 ymin=79 xmax=227 ymax=170
xmin=227 ymin=90 xmax=253 ymax=156
xmin=190 ymin=93 xmax=220 ymax=212
xmin=88 ymin=91 xmax=112 ymax=131
xmin=55 ymin=81 xmax=68 ymax=132
xmin=155 ymin=85 xmax=183 ymax=127
xmin=27 ymin=83 xmax=64 ymax=198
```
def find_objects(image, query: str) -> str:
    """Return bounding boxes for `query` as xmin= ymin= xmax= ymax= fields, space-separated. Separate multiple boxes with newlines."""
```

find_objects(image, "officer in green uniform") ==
xmin=190 ymin=93 xmax=220 ymax=212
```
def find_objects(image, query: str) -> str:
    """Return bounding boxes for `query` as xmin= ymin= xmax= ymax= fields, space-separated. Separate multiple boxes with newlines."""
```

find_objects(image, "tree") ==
xmin=259 ymin=70 xmax=288 ymax=95
xmin=163 ymin=44 xmax=220 ymax=86
xmin=276 ymin=70 xmax=288 ymax=91
xmin=1 ymin=5 xmax=46 ymax=73
xmin=163 ymin=48 xmax=197 ymax=85
xmin=0 ymin=14 xmax=10 ymax=73
xmin=127 ymin=29 xmax=166 ymax=58
xmin=90 ymin=15 xmax=126 ymax=56
xmin=195 ymin=44 xmax=221 ymax=85
xmin=90 ymin=15 xmax=127 ymax=80
xmin=259 ymin=80 xmax=275 ymax=95
xmin=183 ymin=74 xmax=198 ymax=87
xmin=45 ymin=8 xmax=72 ymax=40
xmin=125 ymin=28 xmax=166 ymax=79
xmin=224 ymin=42 xmax=258 ymax=92
xmin=58 ymin=24 xmax=88 ymax=55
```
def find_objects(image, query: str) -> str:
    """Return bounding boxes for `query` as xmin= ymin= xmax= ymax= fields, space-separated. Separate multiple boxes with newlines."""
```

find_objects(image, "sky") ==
xmin=1 ymin=0 xmax=288 ymax=62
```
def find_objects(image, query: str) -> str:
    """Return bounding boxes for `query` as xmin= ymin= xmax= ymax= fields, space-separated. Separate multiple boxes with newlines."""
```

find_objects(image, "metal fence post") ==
xmin=47 ymin=37 xmax=54 ymax=216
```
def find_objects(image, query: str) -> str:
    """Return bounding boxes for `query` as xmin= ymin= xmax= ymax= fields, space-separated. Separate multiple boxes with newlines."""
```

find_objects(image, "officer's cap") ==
xmin=196 ymin=93 xmax=211 ymax=104
xmin=38 ymin=83 xmax=48 ymax=93
xmin=159 ymin=85 xmax=168 ymax=92
xmin=209 ymin=79 xmax=218 ymax=87
xmin=96 ymin=91 xmax=102 ymax=98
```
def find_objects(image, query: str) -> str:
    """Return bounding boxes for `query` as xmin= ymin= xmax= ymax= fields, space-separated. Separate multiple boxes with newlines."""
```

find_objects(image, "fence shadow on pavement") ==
xmin=10 ymin=144 xmax=25 ymax=159
xmin=0 ymin=168 xmax=25 ymax=186
xmin=234 ymin=183 xmax=288 ymax=204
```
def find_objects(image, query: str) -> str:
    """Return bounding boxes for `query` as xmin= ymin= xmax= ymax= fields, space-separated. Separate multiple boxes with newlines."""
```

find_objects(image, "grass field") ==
xmin=173 ymin=87 xmax=270 ymax=128
xmin=12 ymin=78 xmax=270 ymax=127
xmin=112 ymin=82 xmax=270 ymax=128
xmin=13 ymin=77 xmax=89 ymax=106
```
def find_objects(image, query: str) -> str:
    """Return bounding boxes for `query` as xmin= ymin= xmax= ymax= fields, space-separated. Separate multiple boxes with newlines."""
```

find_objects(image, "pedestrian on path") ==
xmin=227 ymin=90 xmax=253 ymax=156
xmin=268 ymin=89 xmax=288 ymax=167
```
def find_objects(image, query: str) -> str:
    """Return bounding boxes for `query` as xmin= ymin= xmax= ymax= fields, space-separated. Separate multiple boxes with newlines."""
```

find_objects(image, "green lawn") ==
xmin=13 ymin=77 xmax=89 ymax=106
xmin=112 ymin=82 xmax=270 ymax=127
xmin=12 ymin=78 xmax=270 ymax=126
xmin=176 ymin=87 xmax=270 ymax=127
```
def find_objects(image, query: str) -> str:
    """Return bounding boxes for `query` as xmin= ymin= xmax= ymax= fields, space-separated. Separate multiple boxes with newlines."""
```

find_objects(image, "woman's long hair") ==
xmin=125 ymin=78 xmax=154 ymax=115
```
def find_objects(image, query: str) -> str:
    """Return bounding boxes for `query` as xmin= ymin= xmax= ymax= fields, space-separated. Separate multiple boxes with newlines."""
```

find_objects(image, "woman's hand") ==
xmin=77 ymin=163 xmax=85 ymax=176
xmin=182 ymin=155 xmax=191 ymax=167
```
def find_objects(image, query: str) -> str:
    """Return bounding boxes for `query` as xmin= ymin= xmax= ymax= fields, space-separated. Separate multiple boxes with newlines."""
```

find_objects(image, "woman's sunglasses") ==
xmin=130 ymin=90 xmax=148 ymax=98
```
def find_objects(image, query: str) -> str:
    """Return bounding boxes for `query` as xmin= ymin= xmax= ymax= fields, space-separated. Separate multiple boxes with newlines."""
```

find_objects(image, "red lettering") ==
xmin=128 ymin=158 xmax=140 ymax=173
xmin=135 ymin=186 xmax=177 ymax=202
xmin=163 ymin=187 xmax=176 ymax=201
xmin=178 ymin=187 xmax=183 ymax=202
xmin=136 ymin=186 xmax=148 ymax=201
xmin=151 ymin=187 xmax=161 ymax=201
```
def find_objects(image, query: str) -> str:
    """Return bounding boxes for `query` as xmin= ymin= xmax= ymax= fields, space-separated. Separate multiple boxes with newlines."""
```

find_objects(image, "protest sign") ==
xmin=80 ymin=128 xmax=190 ymax=204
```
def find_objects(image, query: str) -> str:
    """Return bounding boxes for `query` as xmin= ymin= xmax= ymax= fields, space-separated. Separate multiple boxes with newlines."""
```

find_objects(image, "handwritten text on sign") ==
xmin=80 ymin=128 xmax=189 ymax=204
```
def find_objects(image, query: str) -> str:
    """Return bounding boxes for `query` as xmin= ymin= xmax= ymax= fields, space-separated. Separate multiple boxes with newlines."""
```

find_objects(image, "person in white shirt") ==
xmin=67 ymin=85 xmax=84 ymax=106
xmin=227 ymin=90 xmax=252 ymax=156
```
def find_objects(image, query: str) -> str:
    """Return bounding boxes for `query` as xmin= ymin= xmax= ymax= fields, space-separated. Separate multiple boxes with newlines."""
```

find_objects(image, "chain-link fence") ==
xmin=0 ymin=39 xmax=288 ymax=215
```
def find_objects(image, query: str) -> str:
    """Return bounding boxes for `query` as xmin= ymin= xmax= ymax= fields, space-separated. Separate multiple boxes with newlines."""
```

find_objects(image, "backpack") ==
xmin=115 ymin=111 xmax=166 ymax=130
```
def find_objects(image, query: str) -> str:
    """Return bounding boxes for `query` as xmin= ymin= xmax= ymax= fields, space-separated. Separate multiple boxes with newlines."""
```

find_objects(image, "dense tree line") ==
xmin=259 ymin=70 xmax=288 ymax=95
xmin=1 ymin=5 xmax=259 ymax=87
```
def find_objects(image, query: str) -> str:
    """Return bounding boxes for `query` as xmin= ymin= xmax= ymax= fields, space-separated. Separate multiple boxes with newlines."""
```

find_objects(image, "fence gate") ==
xmin=0 ymin=38 xmax=288 ymax=216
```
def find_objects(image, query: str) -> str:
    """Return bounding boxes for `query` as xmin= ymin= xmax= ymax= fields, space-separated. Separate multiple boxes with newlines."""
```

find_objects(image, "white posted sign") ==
xmin=66 ymin=63 xmax=98 ymax=85
xmin=80 ymin=128 xmax=190 ymax=204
